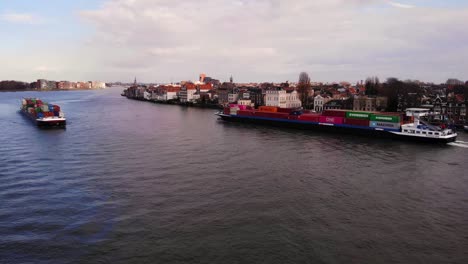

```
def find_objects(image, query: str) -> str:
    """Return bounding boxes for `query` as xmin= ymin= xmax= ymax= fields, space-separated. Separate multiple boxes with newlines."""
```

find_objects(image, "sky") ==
xmin=1 ymin=0 xmax=467 ymax=83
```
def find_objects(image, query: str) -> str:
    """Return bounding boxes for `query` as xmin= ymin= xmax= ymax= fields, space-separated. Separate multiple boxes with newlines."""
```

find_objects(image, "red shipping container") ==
xmin=53 ymin=105 xmax=60 ymax=112
xmin=344 ymin=118 xmax=370 ymax=126
xmin=277 ymin=108 xmax=295 ymax=113
xmin=223 ymin=107 xmax=230 ymax=115
xmin=237 ymin=110 xmax=254 ymax=116
xmin=319 ymin=116 xmax=344 ymax=124
xmin=298 ymin=114 xmax=321 ymax=122
xmin=322 ymin=110 xmax=347 ymax=117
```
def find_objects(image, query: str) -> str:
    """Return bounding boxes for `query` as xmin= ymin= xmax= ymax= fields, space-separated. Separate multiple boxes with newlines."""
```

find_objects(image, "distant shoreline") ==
xmin=0 ymin=88 xmax=109 ymax=92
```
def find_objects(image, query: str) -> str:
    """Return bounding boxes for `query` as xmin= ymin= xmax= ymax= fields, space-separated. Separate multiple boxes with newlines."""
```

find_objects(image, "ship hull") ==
xmin=20 ymin=110 xmax=66 ymax=128
xmin=217 ymin=113 xmax=456 ymax=144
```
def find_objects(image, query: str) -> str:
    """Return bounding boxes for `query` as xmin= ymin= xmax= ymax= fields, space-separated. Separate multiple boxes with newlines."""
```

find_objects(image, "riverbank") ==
xmin=125 ymin=95 xmax=223 ymax=109
xmin=0 ymin=88 xmax=107 ymax=92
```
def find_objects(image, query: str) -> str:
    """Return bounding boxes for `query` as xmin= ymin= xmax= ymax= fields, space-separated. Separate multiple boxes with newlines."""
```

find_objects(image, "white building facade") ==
xmin=265 ymin=90 xmax=301 ymax=108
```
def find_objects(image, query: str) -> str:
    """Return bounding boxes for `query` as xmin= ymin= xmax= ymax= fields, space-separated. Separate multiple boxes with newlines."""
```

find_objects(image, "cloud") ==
xmin=78 ymin=0 xmax=468 ymax=82
xmin=34 ymin=66 xmax=58 ymax=73
xmin=387 ymin=1 xmax=415 ymax=9
xmin=0 ymin=12 xmax=40 ymax=24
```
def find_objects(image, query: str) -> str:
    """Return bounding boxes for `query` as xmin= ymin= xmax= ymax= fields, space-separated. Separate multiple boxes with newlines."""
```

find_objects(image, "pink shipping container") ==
xmin=238 ymin=105 xmax=248 ymax=110
xmin=319 ymin=116 xmax=344 ymax=124
xmin=229 ymin=104 xmax=239 ymax=108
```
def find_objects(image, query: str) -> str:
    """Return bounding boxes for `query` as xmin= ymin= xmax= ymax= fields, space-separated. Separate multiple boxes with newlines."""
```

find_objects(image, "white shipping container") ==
xmin=40 ymin=104 xmax=49 ymax=112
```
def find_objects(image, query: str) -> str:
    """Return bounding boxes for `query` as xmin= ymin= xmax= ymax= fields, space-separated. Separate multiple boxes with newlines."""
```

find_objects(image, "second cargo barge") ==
xmin=20 ymin=98 xmax=66 ymax=128
xmin=216 ymin=106 xmax=457 ymax=144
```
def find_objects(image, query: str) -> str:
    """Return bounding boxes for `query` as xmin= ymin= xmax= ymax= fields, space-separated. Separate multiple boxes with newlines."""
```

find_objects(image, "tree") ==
xmin=297 ymin=72 xmax=311 ymax=108
xmin=381 ymin=78 xmax=403 ymax=112
xmin=365 ymin=76 xmax=380 ymax=96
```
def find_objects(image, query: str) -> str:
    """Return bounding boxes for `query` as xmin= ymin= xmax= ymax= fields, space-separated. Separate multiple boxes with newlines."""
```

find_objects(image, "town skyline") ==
xmin=1 ymin=0 xmax=468 ymax=83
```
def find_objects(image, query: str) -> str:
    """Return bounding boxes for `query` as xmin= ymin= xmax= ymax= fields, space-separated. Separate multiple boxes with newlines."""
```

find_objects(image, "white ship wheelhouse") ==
xmin=390 ymin=108 xmax=457 ymax=140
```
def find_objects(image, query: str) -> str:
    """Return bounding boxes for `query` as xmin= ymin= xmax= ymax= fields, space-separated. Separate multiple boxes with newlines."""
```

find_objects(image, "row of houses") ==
xmin=125 ymin=77 xmax=467 ymax=124
xmin=36 ymin=79 xmax=106 ymax=90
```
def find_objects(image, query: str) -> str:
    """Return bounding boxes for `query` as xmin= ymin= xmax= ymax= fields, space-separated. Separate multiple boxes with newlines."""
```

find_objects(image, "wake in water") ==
xmin=448 ymin=141 xmax=468 ymax=148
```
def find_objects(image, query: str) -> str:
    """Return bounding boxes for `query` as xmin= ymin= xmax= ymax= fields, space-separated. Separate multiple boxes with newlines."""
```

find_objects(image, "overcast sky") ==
xmin=1 ymin=0 xmax=467 ymax=83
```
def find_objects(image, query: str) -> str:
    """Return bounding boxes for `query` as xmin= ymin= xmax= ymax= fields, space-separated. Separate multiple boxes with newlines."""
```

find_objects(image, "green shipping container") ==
xmin=346 ymin=111 xmax=371 ymax=120
xmin=370 ymin=114 xmax=400 ymax=123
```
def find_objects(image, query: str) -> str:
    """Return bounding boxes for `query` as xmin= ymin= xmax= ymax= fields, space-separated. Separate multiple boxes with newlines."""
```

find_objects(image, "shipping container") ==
xmin=40 ymin=105 xmax=49 ymax=112
xmin=277 ymin=107 xmax=296 ymax=113
xmin=369 ymin=121 xmax=401 ymax=129
xmin=230 ymin=107 xmax=240 ymax=115
xmin=223 ymin=107 xmax=230 ymax=115
xmin=319 ymin=116 xmax=344 ymax=124
xmin=258 ymin=106 xmax=278 ymax=112
xmin=237 ymin=110 xmax=254 ymax=116
xmin=298 ymin=114 xmax=321 ymax=122
xmin=253 ymin=112 xmax=289 ymax=119
xmin=346 ymin=111 xmax=372 ymax=120
xmin=322 ymin=110 xmax=347 ymax=117
xmin=238 ymin=105 xmax=248 ymax=110
xmin=344 ymin=118 xmax=370 ymax=126
xmin=370 ymin=114 xmax=400 ymax=123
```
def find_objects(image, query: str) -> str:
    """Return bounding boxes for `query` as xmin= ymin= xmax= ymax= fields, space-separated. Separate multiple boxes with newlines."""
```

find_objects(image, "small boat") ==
xmin=20 ymin=98 xmax=66 ymax=128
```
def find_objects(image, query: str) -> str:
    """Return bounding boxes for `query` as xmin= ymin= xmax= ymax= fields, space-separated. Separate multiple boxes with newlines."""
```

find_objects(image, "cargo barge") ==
xmin=216 ymin=106 xmax=457 ymax=144
xmin=20 ymin=98 xmax=66 ymax=128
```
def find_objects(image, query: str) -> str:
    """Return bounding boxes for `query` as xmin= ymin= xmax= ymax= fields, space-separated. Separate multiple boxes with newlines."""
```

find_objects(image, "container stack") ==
xmin=319 ymin=109 xmax=401 ymax=130
xmin=369 ymin=113 xmax=401 ymax=129
xmin=21 ymin=98 xmax=62 ymax=119
xmin=344 ymin=111 xmax=372 ymax=126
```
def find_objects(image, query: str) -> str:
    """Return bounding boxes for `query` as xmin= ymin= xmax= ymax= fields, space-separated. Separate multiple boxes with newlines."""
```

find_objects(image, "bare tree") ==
xmin=297 ymin=72 xmax=311 ymax=108
xmin=365 ymin=76 xmax=380 ymax=96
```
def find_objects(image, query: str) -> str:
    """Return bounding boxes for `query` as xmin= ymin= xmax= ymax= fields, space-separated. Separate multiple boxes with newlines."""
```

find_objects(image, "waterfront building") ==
xmin=91 ymin=81 xmax=106 ymax=89
xmin=265 ymin=89 xmax=301 ymax=108
xmin=151 ymin=85 xmax=181 ymax=101
xmin=247 ymin=88 xmax=264 ymax=108
xmin=323 ymin=99 xmax=353 ymax=111
xmin=313 ymin=95 xmax=327 ymax=112
xmin=57 ymin=81 xmax=76 ymax=89
xmin=353 ymin=96 xmax=388 ymax=112
xmin=37 ymin=79 xmax=57 ymax=90
xmin=228 ymin=93 xmax=238 ymax=103
xmin=179 ymin=83 xmax=196 ymax=103
xmin=76 ymin=82 xmax=91 ymax=89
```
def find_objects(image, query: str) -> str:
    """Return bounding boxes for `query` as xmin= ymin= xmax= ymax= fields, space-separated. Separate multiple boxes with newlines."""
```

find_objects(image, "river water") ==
xmin=1 ymin=88 xmax=467 ymax=264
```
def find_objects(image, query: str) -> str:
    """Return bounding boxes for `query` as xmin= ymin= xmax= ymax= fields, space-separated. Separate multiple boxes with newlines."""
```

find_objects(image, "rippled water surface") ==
xmin=1 ymin=88 xmax=468 ymax=264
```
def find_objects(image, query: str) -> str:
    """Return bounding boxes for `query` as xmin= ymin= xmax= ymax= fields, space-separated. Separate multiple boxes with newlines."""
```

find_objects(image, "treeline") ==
xmin=0 ymin=81 xmax=35 ymax=91
xmin=364 ymin=77 xmax=468 ymax=112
